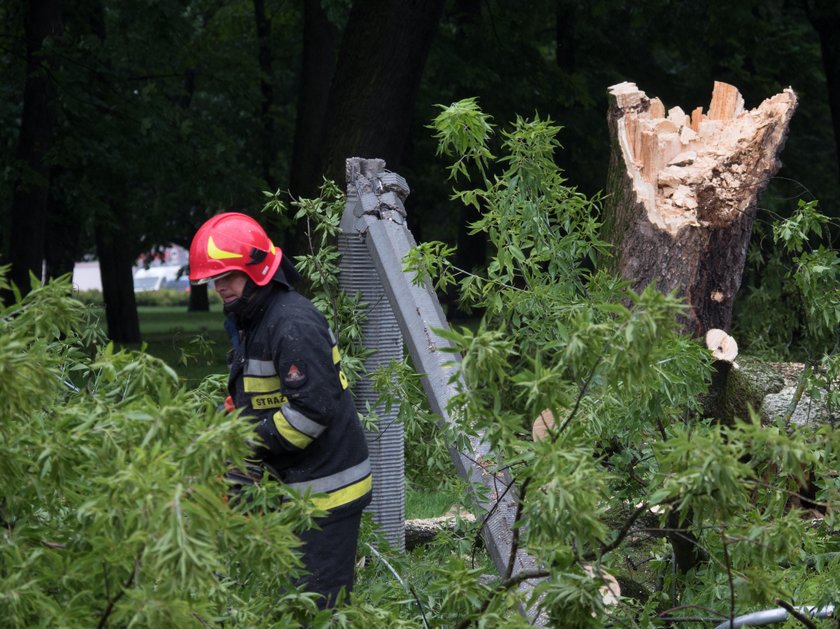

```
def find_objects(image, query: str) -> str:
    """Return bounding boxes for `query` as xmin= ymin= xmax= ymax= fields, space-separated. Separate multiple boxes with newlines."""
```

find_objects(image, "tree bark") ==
xmin=44 ymin=166 xmax=82 ymax=281
xmin=320 ymin=0 xmax=446 ymax=186
xmin=601 ymin=81 xmax=798 ymax=336
xmin=188 ymin=282 xmax=209 ymax=312
xmin=85 ymin=0 xmax=139 ymax=341
xmin=802 ymin=1 xmax=840 ymax=182
xmin=95 ymin=219 xmax=141 ymax=343
xmin=445 ymin=0 xmax=485 ymax=319
xmin=404 ymin=513 xmax=475 ymax=550
xmin=720 ymin=357 xmax=836 ymax=426
xmin=6 ymin=0 xmax=63 ymax=300
xmin=555 ymin=0 xmax=576 ymax=72
xmin=253 ymin=0 xmax=277 ymax=193
xmin=288 ymin=0 xmax=338 ymax=201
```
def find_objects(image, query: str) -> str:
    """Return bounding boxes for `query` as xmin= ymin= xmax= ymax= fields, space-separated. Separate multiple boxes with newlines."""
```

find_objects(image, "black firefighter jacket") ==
xmin=227 ymin=282 xmax=372 ymax=520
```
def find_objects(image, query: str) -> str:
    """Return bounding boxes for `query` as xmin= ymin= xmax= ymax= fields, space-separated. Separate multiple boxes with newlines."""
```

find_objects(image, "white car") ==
xmin=132 ymin=266 xmax=187 ymax=292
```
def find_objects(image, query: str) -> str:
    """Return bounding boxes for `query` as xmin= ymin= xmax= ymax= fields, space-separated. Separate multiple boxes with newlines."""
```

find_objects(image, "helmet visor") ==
xmin=190 ymin=271 xmax=232 ymax=286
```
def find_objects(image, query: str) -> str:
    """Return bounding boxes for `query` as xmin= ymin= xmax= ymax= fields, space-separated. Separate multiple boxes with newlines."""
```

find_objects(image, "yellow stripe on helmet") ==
xmin=207 ymin=236 xmax=244 ymax=260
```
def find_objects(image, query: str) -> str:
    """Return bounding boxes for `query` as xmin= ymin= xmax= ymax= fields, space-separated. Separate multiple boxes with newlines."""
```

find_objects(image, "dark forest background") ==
xmin=2 ymin=0 xmax=838 ymax=341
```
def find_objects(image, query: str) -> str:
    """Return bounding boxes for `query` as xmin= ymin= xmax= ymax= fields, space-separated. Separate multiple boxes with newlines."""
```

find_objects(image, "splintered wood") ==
xmin=603 ymin=80 xmax=797 ymax=335
xmin=608 ymin=81 xmax=797 ymax=235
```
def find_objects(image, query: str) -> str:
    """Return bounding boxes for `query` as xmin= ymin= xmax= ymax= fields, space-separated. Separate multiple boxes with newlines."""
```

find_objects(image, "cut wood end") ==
xmin=705 ymin=328 xmax=738 ymax=362
xmin=583 ymin=564 xmax=621 ymax=607
xmin=532 ymin=409 xmax=556 ymax=441
xmin=636 ymin=501 xmax=666 ymax=515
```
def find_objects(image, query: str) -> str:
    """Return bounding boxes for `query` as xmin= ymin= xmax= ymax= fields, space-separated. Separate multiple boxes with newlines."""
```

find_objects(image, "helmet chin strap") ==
xmin=222 ymin=278 xmax=259 ymax=319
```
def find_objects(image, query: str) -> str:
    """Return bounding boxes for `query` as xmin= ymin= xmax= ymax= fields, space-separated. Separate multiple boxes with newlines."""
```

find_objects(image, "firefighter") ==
xmin=189 ymin=212 xmax=372 ymax=609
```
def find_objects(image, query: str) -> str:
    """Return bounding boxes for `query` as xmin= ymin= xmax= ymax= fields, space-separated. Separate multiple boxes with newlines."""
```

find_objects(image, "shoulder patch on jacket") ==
xmin=283 ymin=362 xmax=307 ymax=388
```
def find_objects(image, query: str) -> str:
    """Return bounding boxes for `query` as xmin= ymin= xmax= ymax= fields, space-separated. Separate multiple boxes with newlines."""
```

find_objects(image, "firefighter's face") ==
xmin=214 ymin=271 xmax=248 ymax=303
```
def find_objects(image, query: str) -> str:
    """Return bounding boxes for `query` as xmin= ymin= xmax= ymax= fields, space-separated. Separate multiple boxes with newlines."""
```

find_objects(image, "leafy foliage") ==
xmin=262 ymin=181 xmax=369 ymax=388
xmin=397 ymin=100 xmax=840 ymax=626
xmin=0 ymin=268 xmax=338 ymax=627
xmin=3 ymin=87 xmax=839 ymax=625
xmin=262 ymin=185 xmax=454 ymax=491
xmin=736 ymin=199 xmax=839 ymax=417
xmin=249 ymin=101 xmax=840 ymax=625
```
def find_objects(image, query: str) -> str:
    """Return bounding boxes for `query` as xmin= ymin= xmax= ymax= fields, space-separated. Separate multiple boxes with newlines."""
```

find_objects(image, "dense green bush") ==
xmin=74 ymin=288 xmax=104 ymax=306
xmin=398 ymin=99 xmax=840 ymax=626
xmin=75 ymin=288 xmax=223 ymax=308
xmin=261 ymin=101 xmax=840 ymax=626
xmin=736 ymin=199 xmax=840 ymax=361
xmin=0 ymin=269 xmax=344 ymax=627
xmin=134 ymin=288 xmax=191 ymax=307
xmin=4 ymin=100 xmax=838 ymax=627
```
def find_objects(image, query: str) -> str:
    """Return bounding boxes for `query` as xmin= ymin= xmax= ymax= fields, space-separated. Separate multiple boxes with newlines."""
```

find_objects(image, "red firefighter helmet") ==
xmin=189 ymin=212 xmax=282 ymax=286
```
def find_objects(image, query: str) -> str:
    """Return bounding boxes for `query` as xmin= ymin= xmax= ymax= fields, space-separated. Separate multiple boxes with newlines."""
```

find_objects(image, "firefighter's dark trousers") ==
xmin=294 ymin=510 xmax=363 ymax=609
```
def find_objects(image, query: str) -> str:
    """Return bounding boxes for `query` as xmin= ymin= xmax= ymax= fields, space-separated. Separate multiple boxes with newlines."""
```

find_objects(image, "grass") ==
xmin=138 ymin=305 xmax=224 ymax=334
xmin=405 ymin=484 xmax=464 ymax=520
xmin=133 ymin=305 xmax=230 ymax=387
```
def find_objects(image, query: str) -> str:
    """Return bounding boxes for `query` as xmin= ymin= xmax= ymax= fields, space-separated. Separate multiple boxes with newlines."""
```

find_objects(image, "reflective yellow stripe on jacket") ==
xmin=244 ymin=358 xmax=282 ymax=392
xmin=244 ymin=376 xmax=282 ymax=393
xmin=244 ymin=359 xmax=288 ymax=408
xmin=287 ymin=459 xmax=372 ymax=510
xmin=328 ymin=330 xmax=349 ymax=390
xmin=272 ymin=404 xmax=326 ymax=449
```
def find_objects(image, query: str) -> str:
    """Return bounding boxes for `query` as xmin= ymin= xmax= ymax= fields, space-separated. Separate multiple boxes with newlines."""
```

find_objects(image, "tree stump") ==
xmin=601 ymin=81 xmax=798 ymax=336
xmin=723 ymin=358 xmax=836 ymax=426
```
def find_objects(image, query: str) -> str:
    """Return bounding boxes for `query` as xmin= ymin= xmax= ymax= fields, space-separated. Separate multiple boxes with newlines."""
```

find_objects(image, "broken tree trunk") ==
xmin=601 ymin=81 xmax=798 ymax=336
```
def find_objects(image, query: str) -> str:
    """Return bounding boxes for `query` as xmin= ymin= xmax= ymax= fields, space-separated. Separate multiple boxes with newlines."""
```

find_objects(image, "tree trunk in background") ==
xmin=176 ymin=69 xmax=212 ymax=312
xmin=188 ymin=282 xmax=209 ymax=312
xmin=555 ymin=0 xmax=576 ymax=71
xmin=448 ymin=0 xmax=485 ymax=318
xmin=86 ymin=0 xmax=140 ymax=340
xmin=289 ymin=0 xmax=338 ymax=201
xmin=447 ymin=203 xmax=486 ymax=320
xmin=6 ymin=0 xmax=63 ymax=300
xmin=282 ymin=0 xmax=339 ymax=259
xmin=319 ymin=0 xmax=446 ymax=186
xmin=44 ymin=167 xmax=82 ymax=281
xmin=96 ymin=219 xmax=141 ymax=343
xmin=601 ymin=81 xmax=798 ymax=337
xmin=803 ymin=2 xmax=840 ymax=182
xmin=455 ymin=206 xmax=486 ymax=274
xmin=253 ymin=0 xmax=277 ymax=193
